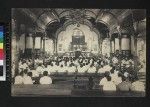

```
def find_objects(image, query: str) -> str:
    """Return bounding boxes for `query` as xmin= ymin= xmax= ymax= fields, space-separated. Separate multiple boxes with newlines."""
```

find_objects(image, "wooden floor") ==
xmin=11 ymin=84 xmax=145 ymax=97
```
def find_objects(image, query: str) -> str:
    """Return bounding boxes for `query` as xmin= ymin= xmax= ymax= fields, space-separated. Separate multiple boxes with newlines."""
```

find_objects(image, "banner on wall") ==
xmin=121 ymin=38 xmax=130 ymax=50
xmin=26 ymin=36 xmax=33 ymax=49
xmin=19 ymin=34 xmax=25 ymax=51
xmin=35 ymin=37 xmax=41 ymax=49
xmin=115 ymin=38 xmax=119 ymax=50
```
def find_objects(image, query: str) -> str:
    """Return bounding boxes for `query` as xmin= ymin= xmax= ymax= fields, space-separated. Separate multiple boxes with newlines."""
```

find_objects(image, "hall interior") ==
xmin=11 ymin=9 xmax=146 ymax=96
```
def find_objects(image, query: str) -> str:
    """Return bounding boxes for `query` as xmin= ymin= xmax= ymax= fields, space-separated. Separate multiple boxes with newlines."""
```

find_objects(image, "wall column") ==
xmin=53 ymin=39 xmax=57 ymax=55
xmin=12 ymin=32 xmax=20 ymax=76
xmin=43 ymin=36 xmax=46 ymax=63
xmin=32 ymin=35 xmax=35 ymax=69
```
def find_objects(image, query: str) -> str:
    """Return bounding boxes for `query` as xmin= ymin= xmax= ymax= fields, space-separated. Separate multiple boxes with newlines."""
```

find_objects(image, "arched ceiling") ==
xmin=12 ymin=8 xmax=146 ymax=38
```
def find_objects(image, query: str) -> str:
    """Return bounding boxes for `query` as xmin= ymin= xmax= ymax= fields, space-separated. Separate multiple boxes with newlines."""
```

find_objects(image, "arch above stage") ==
xmin=56 ymin=22 xmax=100 ymax=55
xmin=55 ymin=19 xmax=101 ymax=39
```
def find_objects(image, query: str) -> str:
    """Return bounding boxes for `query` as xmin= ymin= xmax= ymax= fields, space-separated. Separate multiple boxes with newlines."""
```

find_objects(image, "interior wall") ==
xmin=137 ymin=37 xmax=146 ymax=66
xmin=18 ymin=34 xmax=54 ymax=54
xmin=57 ymin=23 xmax=99 ymax=53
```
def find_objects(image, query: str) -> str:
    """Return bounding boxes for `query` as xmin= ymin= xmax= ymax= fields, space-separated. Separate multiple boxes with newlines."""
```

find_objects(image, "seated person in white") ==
xmin=114 ymin=68 xmax=119 ymax=75
xmin=36 ymin=64 xmax=44 ymax=75
xmin=68 ymin=64 xmax=76 ymax=74
xmin=121 ymin=59 xmax=127 ymax=66
xmin=112 ymin=56 xmax=118 ymax=64
xmin=77 ymin=64 xmax=85 ymax=73
xmin=85 ymin=63 xmax=90 ymax=69
xmin=131 ymin=79 xmax=145 ymax=92
xmin=112 ymin=72 xmax=122 ymax=85
xmin=124 ymin=72 xmax=129 ymax=78
xmin=53 ymin=64 xmax=59 ymax=72
xmin=23 ymin=71 xmax=33 ymax=84
xmin=110 ymin=68 xmax=118 ymax=82
xmin=48 ymin=63 xmax=56 ymax=73
xmin=63 ymin=64 xmax=69 ymax=73
xmin=59 ymin=65 xmax=67 ymax=73
xmin=98 ymin=66 xmax=105 ymax=74
xmin=87 ymin=64 xmax=96 ymax=73
xmin=42 ymin=65 xmax=50 ymax=75
xmin=30 ymin=69 xmax=39 ymax=77
xmin=139 ymin=65 xmax=146 ymax=73
xmin=101 ymin=61 xmax=104 ymax=67
xmin=89 ymin=59 xmax=93 ymax=65
xmin=103 ymin=64 xmax=112 ymax=72
xmin=99 ymin=76 xmax=107 ymax=86
xmin=12 ymin=67 xmax=15 ymax=78
xmin=99 ymin=72 xmax=110 ymax=86
xmin=22 ymin=62 xmax=29 ymax=70
xmin=40 ymin=71 xmax=52 ymax=84
xmin=18 ymin=63 xmax=24 ymax=71
xmin=102 ymin=76 xmax=116 ymax=91
xmin=82 ymin=63 xmax=88 ymax=73
xmin=14 ymin=71 xmax=24 ymax=84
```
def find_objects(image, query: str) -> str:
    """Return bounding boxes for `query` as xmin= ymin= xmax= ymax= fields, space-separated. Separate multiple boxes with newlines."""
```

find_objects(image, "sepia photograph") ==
xmin=11 ymin=8 xmax=146 ymax=97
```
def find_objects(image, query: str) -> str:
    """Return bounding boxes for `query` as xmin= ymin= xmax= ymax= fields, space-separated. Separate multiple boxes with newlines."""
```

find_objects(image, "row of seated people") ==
xmin=14 ymin=70 xmax=52 ymax=85
xmin=98 ymin=70 xmax=145 ymax=92
xmin=12 ymin=55 xmax=136 ymax=79
xmin=13 ymin=66 xmax=145 ymax=92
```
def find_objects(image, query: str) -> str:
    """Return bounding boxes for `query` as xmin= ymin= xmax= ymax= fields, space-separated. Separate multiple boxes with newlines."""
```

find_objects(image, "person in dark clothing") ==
xmin=117 ymin=76 xmax=132 ymax=92
xmin=73 ymin=76 xmax=78 ymax=89
xmin=88 ymin=76 xmax=94 ymax=90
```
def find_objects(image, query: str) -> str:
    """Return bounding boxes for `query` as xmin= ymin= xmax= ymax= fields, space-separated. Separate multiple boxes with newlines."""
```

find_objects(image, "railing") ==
xmin=12 ymin=84 xmax=145 ymax=97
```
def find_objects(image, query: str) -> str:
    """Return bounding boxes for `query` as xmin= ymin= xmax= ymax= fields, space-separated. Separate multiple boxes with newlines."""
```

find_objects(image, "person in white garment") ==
xmin=64 ymin=64 xmax=69 ymax=73
xmin=99 ymin=72 xmax=110 ymax=86
xmin=14 ymin=71 xmax=24 ymax=84
xmin=30 ymin=69 xmax=39 ymax=77
xmin=22 ymin=61 xmax=29 ymax=70
xmin=68 ymin=64 xmax=76 ymax=74
xmin=82 ymin=63 xmax=88 ymax=73
xmin=59 ymin=65 xmax=66 ymax=73
xmin=112 ymin=56 xmax=119 ymax=64
xmin=102 ymin=76 xmax=116 ymax=91
xmin=110 ymin=67 xmax=118 ymax=83
xmin=18 ymin=62 xmax=24 ymax=72
xmin=139 ymin=65 xmax=146 ymax=73
xmin=42 ymin=64 xmax=50 ymax=75
xmin=39 ymin=71 xmax=52 ymax=84
xmin=103 ymin=63 xmax=112 ymax=72
xmin=130 ymin=79 xmax=145 ymax=92
xmin=121 ymin=59 xmax=126 ymax=66
xmin=36 ymin=64 xmax=44 ymax=75
xmin=53 ymin=63 xmax=59 ymax=73
xmin=77 ymin=64 xmax=85 ymax=74
xmin=124 ymin=71 xmax=129 ymax=78
xmin=87 ymin=64 xmax=96 ymax=73
xmin=23 ymin=71 xmax=33 ymax=84
xmin=98 ymin=66 xmax=105 ymax=74
xmin=48 ymin=64 xmax=55 ymax=74
xmin=112 ymin=72 xmax=122 ymax=85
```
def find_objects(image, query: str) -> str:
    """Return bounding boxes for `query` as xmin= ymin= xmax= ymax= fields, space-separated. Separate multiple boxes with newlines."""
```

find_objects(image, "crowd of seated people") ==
xmin=12 ymin=54 xmax=145 ymax=92
xmin=99 ymin=71 xmax=145 ymax=92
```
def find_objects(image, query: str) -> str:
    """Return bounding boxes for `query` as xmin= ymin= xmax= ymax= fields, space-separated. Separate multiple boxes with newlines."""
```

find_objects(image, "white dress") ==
xmin=40 ymin=76 xmax=52 ymax=84
xmin=103 ymin=81 xmax=116 ymax=91
xmin=14 ymin=76 xmax=23 ymax=84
